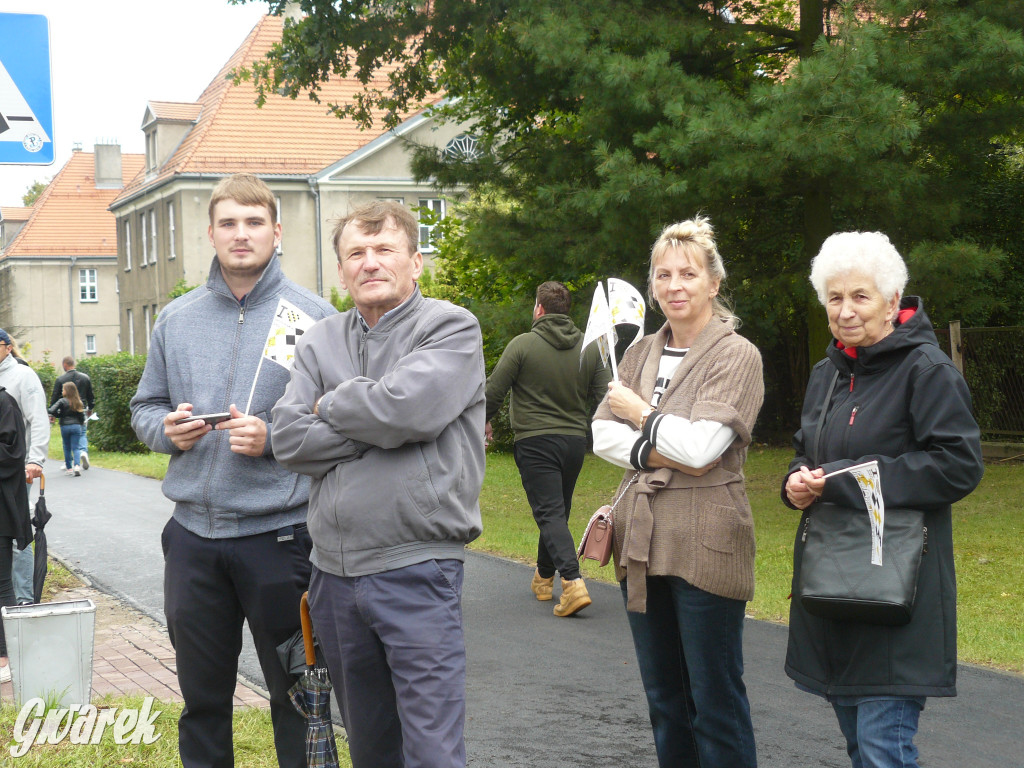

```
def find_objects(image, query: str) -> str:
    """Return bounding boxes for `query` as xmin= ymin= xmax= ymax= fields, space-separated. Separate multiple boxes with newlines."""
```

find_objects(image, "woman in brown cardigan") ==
xmin=593 ymin=216 xmax=764 ymax=768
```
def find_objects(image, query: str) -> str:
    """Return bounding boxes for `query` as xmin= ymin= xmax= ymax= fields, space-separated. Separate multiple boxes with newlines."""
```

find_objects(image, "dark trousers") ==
xmin=513 ymin=434 xmax=586 ymax=581
xmin=308 ymin=560 xmax=468 ymax=768
xmin=622 ymin=576 xmax=757 ymax=768
xmin=162 ymin=518 xmax=312 ymax=768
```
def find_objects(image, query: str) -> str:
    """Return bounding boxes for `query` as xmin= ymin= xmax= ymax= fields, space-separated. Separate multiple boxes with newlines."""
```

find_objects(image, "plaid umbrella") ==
xmin=287 ymin=592 xmax=340 ymax=768
xmin=31 ymin=473 xmax=52 ymax=604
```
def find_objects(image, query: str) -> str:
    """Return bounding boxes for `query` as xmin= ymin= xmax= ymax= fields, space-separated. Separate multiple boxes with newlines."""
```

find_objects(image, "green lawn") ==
xmin=476 ymin=447 xmax=1024 ymax=675
xmin=49 ymin=425 xmax=1023 ymax=674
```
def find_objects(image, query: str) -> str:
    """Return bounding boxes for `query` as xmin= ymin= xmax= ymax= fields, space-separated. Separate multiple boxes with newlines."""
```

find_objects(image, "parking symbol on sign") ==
xmin=0 ymin=13 xmax=54 ymax=166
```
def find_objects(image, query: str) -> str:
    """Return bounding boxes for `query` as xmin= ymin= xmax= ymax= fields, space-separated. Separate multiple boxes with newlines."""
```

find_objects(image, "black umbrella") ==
xmin=31 ymin=473 xmax=51 ymax=604
xmin=287 ymin=591 xmax=340 ymax=768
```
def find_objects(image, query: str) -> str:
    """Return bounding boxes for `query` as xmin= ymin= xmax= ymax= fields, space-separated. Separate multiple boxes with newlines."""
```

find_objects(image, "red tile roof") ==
xmin=116 ymin=15 xmax=432 ymax=202
xmin=145 ymin=101 xmax=204 ymax=123
xmin=1 ymin=150 xmax=144 ymax=258
xmin=0 ymin=207 xmax=33 ymax=222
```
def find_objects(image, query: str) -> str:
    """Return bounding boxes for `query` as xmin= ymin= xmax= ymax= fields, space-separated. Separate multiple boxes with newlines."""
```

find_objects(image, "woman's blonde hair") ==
xmin=648 ymin=215 xmax=739 ymax=329
xmin=63 ymin=381 xmax=84 ymax=412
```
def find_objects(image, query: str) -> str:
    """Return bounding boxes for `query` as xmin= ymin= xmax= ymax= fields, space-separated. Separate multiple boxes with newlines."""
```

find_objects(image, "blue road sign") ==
xmin=0 ymin=13 xmax=54 ymax=166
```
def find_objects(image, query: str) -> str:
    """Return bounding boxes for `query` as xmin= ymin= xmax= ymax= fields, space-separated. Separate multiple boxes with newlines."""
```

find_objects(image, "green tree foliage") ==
xmin=26 ymin=352 xmax=57 ymax=401
xmin=77 ymin=353 xmax=149 ymax=453
xmin=21 ymin=179 xmax=48 ymax=207
xmin=246 ymin=0 xmax=1024 ymax=433
xmin=167 ymin=279 xmax=199 ymax=300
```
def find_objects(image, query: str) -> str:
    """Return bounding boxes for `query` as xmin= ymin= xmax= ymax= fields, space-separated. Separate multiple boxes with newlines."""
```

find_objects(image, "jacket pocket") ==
xmin=403 ymin=444 xmax=442 ymax=518
xmin=700 ymin=503 xmax=738 ymax=554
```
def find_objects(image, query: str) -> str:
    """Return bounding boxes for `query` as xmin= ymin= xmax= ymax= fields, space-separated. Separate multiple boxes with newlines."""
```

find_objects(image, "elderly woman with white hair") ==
xmin=783 ymin=232 xmax=984 ymax=768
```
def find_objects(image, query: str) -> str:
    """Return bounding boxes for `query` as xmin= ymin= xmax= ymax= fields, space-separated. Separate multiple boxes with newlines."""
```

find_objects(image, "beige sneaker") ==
xmin=553 ymin=578 xmax=592 ymax=617
xmin=530 ymin=570 xmax=555 ymax=601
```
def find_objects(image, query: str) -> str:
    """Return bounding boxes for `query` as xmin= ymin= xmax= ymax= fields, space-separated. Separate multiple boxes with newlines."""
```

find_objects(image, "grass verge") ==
xmin=48 ymin=424 xmax=169 ymax=479
xmin=0 ymin=694 xmax=347 ymax=767
xmin=475 ymin=447 xmax=1024 ymax=674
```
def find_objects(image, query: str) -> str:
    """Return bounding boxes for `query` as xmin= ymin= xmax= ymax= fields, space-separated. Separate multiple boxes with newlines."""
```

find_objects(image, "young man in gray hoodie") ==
xmin=272 ymin=200 xmax=485 ymax=768
xmin=130 ymin=174 xmax=335 ymax=768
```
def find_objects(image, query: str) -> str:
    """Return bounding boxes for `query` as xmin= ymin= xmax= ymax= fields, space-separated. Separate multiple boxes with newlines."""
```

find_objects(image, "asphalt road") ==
xmin=43 ymin=466 xmax=1024 ymax=767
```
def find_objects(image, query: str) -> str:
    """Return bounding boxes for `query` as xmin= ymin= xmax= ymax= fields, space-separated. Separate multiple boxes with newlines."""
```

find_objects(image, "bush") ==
xmin=77 ymin=353 xmax=148 ymax=453
xmin=26 ymin=355 xmax=57 ymax=403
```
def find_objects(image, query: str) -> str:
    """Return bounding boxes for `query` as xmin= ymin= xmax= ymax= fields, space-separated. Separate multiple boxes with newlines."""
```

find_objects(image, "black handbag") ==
xmin=796 ymin=369 xmax=927 ymax=626
xmin=797 ymin=502 xmax=926 ymax=625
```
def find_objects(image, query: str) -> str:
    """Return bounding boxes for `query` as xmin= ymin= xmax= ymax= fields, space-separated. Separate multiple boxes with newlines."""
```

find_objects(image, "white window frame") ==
xmin=167 ymin=201 xmax=176 ymax=259
xmin=124 ymin=220 xmax=132 ymax=270
xmin=148 ymin=209 xmax=157 ymax=264
xmin=79 ymin=268 xmax=98 ymax=302
xmin=140 ymin=213 xmax=148 ymax=267
xmin=127 ymin=308 xmax=135 ymax=355
xmin=418 ymin=198 xmax=445 ymax=253
xmin=85 ymin=335 xmax=96 ymax=354
xmin=144 ymin=305 xmax=152 ymax=349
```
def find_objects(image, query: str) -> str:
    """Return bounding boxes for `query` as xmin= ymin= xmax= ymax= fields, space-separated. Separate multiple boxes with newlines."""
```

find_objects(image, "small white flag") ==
xmin=606 ymin=278 xmax=646 ymax=351
xmin=828 ymin=460 xmax=885 ymax=566
xmin=262 ymin=298 xmax=316 ymax=369
xmin=581 ymin=282 xmax=614 ymax=367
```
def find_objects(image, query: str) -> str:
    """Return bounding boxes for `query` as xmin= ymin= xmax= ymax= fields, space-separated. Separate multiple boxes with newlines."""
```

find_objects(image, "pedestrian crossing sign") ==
xmin=0 ymin=13 xmax=54 ymax=166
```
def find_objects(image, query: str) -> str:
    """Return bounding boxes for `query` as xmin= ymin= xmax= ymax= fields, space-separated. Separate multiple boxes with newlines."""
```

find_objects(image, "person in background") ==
xmin=51 ymin=356 xmax=95 ymax=470
xmin=0 ymin=329 xmax=48 ymax=609
xmin=48 ymin=381 xmax=86 ymax=476
xmin=485 ymin=280 xmax=610 ymax=616
xmin=272 ymin=200 xmax=485 ymax=768
xmin=130 ymin=173 xmax=336 ymax=768
xmin=0 ymin=385 xmax=30 ymax=684
xmin=592 ymin=216 xmax=764 ymax=768
xmin=783 ymin=231 xmax=984 ymax=768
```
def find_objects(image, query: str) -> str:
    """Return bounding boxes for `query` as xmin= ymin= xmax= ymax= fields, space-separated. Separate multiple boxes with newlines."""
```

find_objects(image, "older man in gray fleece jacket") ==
xmin=272 ymin=200 xmax=485 ymax=768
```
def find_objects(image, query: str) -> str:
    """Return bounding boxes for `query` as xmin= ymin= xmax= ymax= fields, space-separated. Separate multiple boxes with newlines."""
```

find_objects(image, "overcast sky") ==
xmin=0 ymin=0 xmax=271 ymax=205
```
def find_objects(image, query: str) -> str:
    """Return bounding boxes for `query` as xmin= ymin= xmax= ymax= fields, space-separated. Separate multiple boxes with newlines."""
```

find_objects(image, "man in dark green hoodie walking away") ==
xmin=485 ymin=281 xmax=612 ymax=617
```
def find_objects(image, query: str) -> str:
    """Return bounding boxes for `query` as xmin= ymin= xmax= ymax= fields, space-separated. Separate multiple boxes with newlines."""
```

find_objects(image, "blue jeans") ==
xmin=60 ymin=423 xmax=84 ymax=469
xmin=622 ymin=576 xmax=757 ymax=768
xmin=309 ymin=560 xmax=467 ymax=768
xmin=832 ymin=696 xmax=925 ymax=768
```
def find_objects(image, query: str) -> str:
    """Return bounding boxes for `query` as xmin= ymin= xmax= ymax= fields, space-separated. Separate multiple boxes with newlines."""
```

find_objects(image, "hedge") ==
xmin=77 ymin=353 xmax=149 ymax=453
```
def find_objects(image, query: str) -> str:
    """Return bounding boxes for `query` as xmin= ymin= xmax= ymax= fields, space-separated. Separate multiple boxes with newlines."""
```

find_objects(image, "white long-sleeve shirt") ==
xmin=592 ymin=415 xmax=735 ymax=469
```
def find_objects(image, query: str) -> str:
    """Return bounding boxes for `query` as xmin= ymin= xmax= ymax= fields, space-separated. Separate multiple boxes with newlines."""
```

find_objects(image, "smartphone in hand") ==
xmin=175 ymin=412 xmax=231 ymax=426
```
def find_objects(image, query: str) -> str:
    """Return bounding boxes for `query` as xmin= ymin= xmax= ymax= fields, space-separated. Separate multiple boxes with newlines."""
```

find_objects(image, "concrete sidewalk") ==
xmin=1 ymin=581 xmax=268 ymax=710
